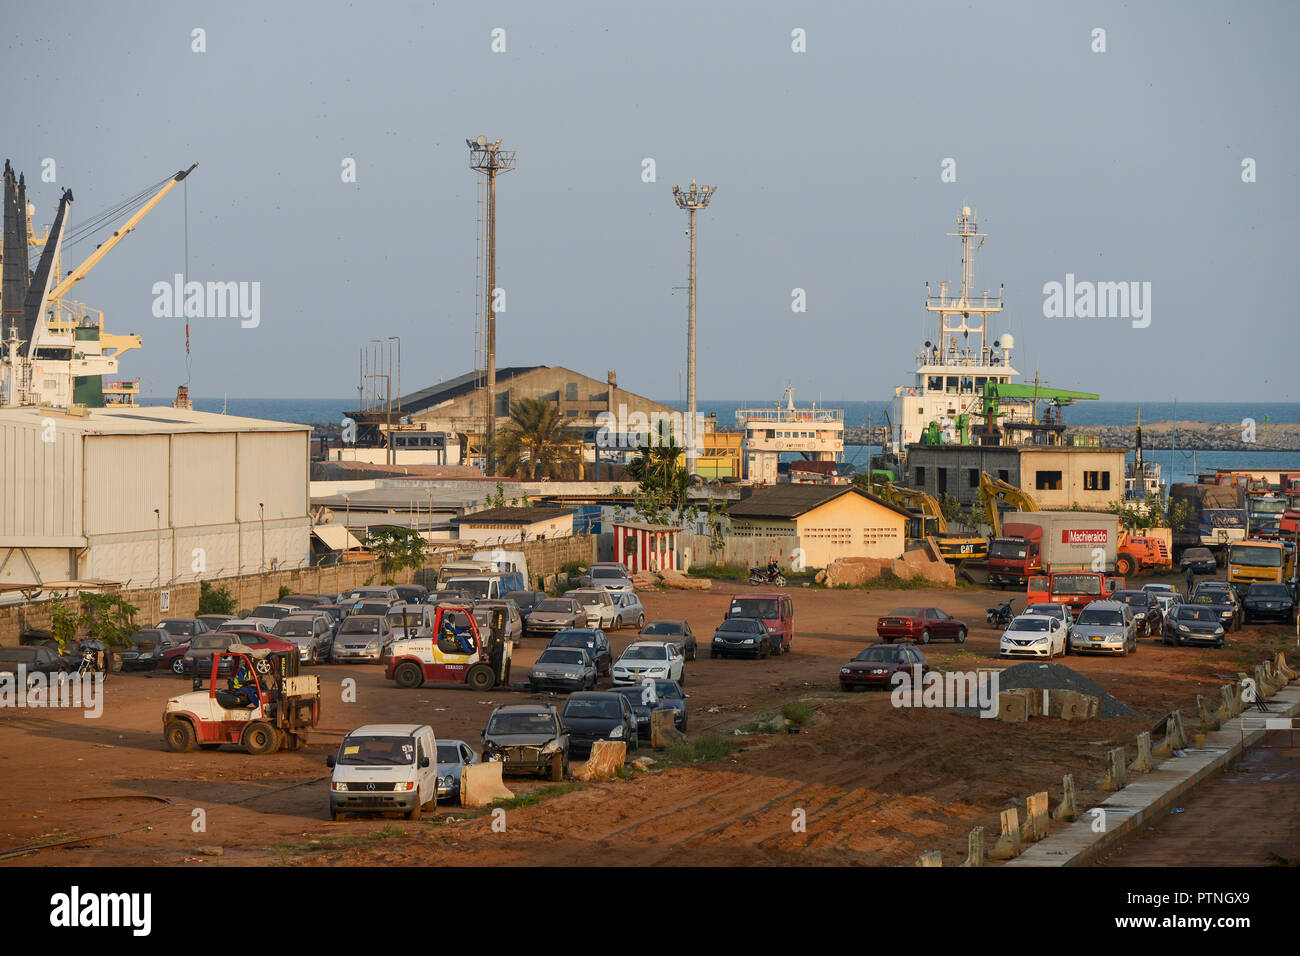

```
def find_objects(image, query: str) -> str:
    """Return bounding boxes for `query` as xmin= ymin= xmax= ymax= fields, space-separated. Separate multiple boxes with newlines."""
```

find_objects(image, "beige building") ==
xmin=453 ymin=507 xmax=575 ymax=546
xmin=905 ymin=443 xmax=1127 ymax=511
xmin=727 ymin=485 xmax=910 ymax=568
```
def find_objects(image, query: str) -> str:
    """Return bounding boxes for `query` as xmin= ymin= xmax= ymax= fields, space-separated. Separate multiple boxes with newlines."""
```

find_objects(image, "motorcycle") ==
xmin=748 ymin=567 xmax=786 ymax=587
xmin=985 ymin=601 xmax=1015 ymax=629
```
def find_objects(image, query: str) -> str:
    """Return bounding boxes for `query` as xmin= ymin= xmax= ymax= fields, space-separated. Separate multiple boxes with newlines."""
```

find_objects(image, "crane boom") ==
xmin=47 ymin=163 xmax=197 ymax=302
xmin=978 ymin=471 xmax=1039 ymax=538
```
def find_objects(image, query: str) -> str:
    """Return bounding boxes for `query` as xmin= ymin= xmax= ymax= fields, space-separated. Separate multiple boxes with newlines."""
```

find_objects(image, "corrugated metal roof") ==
xmin=0 ymin=405 xmax=309 ymax=435
xmin=728 ymin=485 xmax=912 ymax=520
xmin=454 ymin=507 xmax=572 ymax=525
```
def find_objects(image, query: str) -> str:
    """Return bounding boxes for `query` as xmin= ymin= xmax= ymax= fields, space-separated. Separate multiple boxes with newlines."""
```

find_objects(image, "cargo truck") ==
xmin=1170 ymin=483 xmax=1247 ymax=565
xmin=987 ymin=512 xmax=1121 ymax=588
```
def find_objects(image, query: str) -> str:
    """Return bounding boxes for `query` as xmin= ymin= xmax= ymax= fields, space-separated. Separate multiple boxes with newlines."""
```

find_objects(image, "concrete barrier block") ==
xmin=1048 ymin=688 xmax=1100 ymax=720
xmin=577 ymin=740 xmax=627 ymax=781
xmin=1051 ymin=774 xmax=1077 ymax=823
xmin=997 ymin=691 xmax=1029 ymax=723
xmin=1098 ymin=746 xmax=1127 ymax=791
xmin=1152 ymin=710 xmax=1188 ymax=758
xmin=1276 ymin=651 xmax=1298 ymax=682
xmin=989 ymin=808 xmax=1023 ymax=860
xmin=650 ymin=709 xmax=685 ymax=749
xmin=915 ymin=850 xmax=943 ymax=867
xmin=960 ymin=826 xmax=986 ymax=867
xmin=460 ymin=761 xmax=515 ymax=807
xmin=1212 ymin=684 xmax=1235 ymax=724
xmin=1129 ymin=731 xmax=1154 ymax=773
xmin=1196 ymin=694 xmax=1220 ymax=733
xmin=1019 ymin=791 xmax=1050 ymax=842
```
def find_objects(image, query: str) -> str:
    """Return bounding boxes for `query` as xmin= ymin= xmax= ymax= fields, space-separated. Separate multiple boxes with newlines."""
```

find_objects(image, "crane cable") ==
xmin=61 ymin=176 xmax=171 ymax=249
xmin=184 ymin=176 xmax=191 ymax=384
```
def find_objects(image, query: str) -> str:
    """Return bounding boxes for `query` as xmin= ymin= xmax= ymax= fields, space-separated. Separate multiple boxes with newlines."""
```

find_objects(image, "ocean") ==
xmin=161 ymin=397 xmax=1300 ymax=487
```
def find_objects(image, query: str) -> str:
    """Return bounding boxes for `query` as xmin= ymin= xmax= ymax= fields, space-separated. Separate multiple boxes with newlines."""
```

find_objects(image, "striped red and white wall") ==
xmin=612 ymin=524 xmax=678 ymax=573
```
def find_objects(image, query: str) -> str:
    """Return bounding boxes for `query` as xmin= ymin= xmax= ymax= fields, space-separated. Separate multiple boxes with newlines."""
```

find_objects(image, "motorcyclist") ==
xmin=767 ymin=559 xmax=780 ymax=580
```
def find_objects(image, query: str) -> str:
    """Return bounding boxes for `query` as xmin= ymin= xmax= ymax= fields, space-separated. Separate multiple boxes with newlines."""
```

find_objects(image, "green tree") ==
xmin=48 ymin=597 xmax=81 ymax=652
xmin=197 ymin=581 xmax=237 ymax=616
xmin=364 ymin=525 xmax=427 ymax=573
xmin=80 ymin=592 xmax=139 ymax=648
xmin=626 ymin=423 xmax=691 ymax=521
xmin=493 ymin=398 xmax=581 ymax=480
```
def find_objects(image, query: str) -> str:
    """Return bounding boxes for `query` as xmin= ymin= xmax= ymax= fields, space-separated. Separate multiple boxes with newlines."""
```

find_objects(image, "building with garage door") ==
xmin=0 ymin=405 xmax=310 ymax=591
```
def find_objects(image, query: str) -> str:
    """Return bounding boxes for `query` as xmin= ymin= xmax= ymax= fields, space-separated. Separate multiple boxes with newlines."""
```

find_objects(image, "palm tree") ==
xmin=626 ymin=423 xmax=690 ymax=509
xmin=493 ymin=398 xmax=581 ymax=480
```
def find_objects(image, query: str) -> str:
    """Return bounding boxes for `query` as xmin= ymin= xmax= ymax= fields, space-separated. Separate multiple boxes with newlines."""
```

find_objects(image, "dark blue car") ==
xmin=610 ymin=680 xmax=688 ymax=739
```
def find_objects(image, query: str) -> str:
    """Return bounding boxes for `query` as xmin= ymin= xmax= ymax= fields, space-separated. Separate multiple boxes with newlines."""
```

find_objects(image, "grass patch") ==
xmin=686 ymin=563 xmax=749 ymax=581
xmin=931 ymin=651 xmax=980 ymax=672
xmin=779 ymin=701 xmax=814 ymax=726
xmin=666 ymin=732 xmax=735 ymax=764
xmin=491 ymin=783 xmax=580 ymax=811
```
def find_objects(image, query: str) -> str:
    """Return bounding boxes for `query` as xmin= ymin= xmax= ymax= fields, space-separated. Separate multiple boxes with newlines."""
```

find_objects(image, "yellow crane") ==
xmin=882 ymin=483 xmax=988 ymax=563
xmin=47 ymin=163 xmax=197 ymax=303
xmin=977 ymin=472 xmax=1039 ymax=538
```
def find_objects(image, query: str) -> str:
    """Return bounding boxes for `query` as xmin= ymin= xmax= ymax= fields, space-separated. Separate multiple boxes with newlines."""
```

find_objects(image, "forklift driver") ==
xmin=438 ymin=612 xmax=475 ymax=655
xmin=227 ymin=657 xmax=261 ymax=708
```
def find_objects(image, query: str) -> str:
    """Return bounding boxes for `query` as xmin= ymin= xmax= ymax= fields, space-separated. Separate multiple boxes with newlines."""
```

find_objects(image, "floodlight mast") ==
xmin=671 ymin=180 xmax=716 ymax=475
xmin=468 ymin=137 xmax=515 ymax=475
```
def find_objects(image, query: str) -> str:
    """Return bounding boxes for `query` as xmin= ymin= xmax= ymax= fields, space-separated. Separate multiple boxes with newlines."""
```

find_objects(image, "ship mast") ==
xmin=924 ymin=206 xmax=1005 ymax=366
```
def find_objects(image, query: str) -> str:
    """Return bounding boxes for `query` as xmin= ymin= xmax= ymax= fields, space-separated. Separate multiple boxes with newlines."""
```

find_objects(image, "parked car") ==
xmin=394 ymin=584 xmax=429 ymax=604
xmin=471 ymin=600 xmax=524 ymax=646
xmin=529 ymin=646 xmax=598 ymax=694
xmin=1068 ymin=601 xmax=1138 ymax=656
xmin=1187 ymin=589 xmax=1241 ymax=632
xmin=181 ymin=634 xmax=236 ymax=676
xmin=118 ymin=627 xmax=181 ymax=671
xmin=611 ymin=641 xmax=685 ymax=685
xmin=326 ymin=724 xmax=439 ymax=821
xmin=610 ymin=680 xmax=688 ymax=737
xmin=248 ymin=604 xmax=298 ymax=621
xmin=568 ymin=589 xmax=619 ymax=630
xmin=349 ymin=599 xmax=394 ymax=618
xmin=1111 ymin=590 xmax=1163 ymax=638
xmin=725 ymin=593 xmax=794 ymax=654
xmin=310 ymin=604 xmax=350 ymax=632
xmin=547 ymin=628 xmax=612 ymax=676
xmin=527 ymin=598 xmax=585 ymax=636
xmin=502 ymin=590 xmax=546 ymax=619
xmin=1241 ymin=582 xmax=1297 ymax=624
xmin=332 ymin=615 xmax=393 ymax=663
xmin=840 ymin=643 xmax=929 ymax=691
xmin=581 ymin=565 xmax=635 ymax=593
xmin=338 ymin=586 xmax=399 ymax=604
xmin=435 ymin=739 xmax=480 ymax=804
xmin=1000 ymin=614 xmax=1067 ymax=659
xmin=637 ymin=619 xmax=697 ymax=661
xmin=1180 ymin=548 xmax=1218 ymax=574
xmin=876 ymin=606 xmax=968 ymax=645
xmin=195 ymin=614 xmax=237 ymax=631
xmin=711 ymin=618 xmax=777 ymax=659
xmin=158 ymin=641 xmax=193 ymax=675
xmin=273 ymin=614 xmax=332 ymax=664
xmin=1140 ymin=583 xmax=1180 ymax=615
xmin=610 ymin=591 xmax=646 ymax=631
xmin=1162 ymin=603 xmax=1227 ymax=647
xmin=429 ymin=589 xmax=474 ymax=606
xmin=157 ymin=618 xmax=212 ymax=639
xmin=1023 ymin=603 xmax=1074 ymax=647
xmin=0 ymin=644 xmax=65 ymax=682
xmin=561 ymin=692 xmax=638 ymax=758
xmin=385 ymin=603 xmax=437 ymax=641
xmin=277 ymin=594 xmax=335 ymax=612
xmin=218 ymin=618 xmax=275 ymax=634
xmin=482 ymin=704 xmax=570 ymax=778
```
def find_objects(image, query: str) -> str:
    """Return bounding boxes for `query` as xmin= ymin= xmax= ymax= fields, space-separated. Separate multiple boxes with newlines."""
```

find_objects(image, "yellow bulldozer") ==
xmin=880 ymin=483 xmax=988 ymax=564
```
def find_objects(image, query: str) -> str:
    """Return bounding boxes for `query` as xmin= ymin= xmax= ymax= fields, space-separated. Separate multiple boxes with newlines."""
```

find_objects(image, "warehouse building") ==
xmin=727 ymin=485 xmax=911 ymax=568
xmin=0 ymin=405 xmax=310 ymax=591
xmin=904 ymin=443 xmax=1127 ymax=511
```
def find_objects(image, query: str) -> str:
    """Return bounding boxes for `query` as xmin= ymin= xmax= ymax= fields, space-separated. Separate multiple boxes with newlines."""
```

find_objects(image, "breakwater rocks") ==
xmin=1069 ymin=421 xmax=1300 ymax=452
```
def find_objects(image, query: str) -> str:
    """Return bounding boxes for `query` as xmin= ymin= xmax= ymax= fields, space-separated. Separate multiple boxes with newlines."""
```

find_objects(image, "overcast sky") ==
xmin=7 ymin=0 xmax=1296 ymax=404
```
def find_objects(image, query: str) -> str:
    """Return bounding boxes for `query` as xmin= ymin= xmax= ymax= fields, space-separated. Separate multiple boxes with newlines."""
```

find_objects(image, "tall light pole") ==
xmin=672 ymin=180 xmax=716 ymax=474
xmin=154 ymin=508 xmax=161 ymax=587
xmin=468 ymin=136 xmax=515 ymax=476
xmin=259 ymin=502 xmax=265 ymax=574
xmin=365 ymin=373 xmax=392 ymax=465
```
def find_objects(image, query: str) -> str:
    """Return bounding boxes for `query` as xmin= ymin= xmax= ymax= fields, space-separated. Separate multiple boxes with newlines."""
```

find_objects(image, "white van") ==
xmin=472 ymin=550 xmax=530 ymax=588
xmin=327 ymin=724 xmax=439 ymax=820
xmin=447 ymin=575 xmax=507 ymax=600
xmin=437 ymin=560 xmax=494 ymax=587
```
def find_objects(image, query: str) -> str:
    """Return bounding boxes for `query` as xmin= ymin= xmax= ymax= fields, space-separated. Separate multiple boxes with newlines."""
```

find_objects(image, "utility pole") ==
xmin=259 ymin=502 xmax=265 ymax=574
xmin=672 ymin=180 xmax=716 ymax=475
xmin=468 ymin=136 xmax=515 ymax=476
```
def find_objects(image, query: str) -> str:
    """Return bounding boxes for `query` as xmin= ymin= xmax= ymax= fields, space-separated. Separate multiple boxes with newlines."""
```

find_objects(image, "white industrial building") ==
xmin=0 ymin=405 xmax=310 ymax=590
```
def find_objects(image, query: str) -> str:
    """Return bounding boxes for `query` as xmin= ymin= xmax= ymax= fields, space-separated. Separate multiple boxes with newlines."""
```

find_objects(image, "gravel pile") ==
xmin=996 ymin=662 xmax=1146 ymax=718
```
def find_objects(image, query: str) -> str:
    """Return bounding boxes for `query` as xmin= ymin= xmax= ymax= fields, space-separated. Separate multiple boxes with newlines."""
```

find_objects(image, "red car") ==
xmin=724 ymin=593 xmax=794 ymax=653
xmin=875 ymin=606 xmax=967 ymax=644
xmin=840 ymin=643 xmax=929 ymax=690
xmin=162 ymin=631 xmax=295 ymax=676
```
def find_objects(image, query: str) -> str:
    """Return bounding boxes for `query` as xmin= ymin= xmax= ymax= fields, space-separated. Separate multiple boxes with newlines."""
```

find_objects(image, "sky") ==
xmin=5 ymin=0 xmax=1297 ymax=404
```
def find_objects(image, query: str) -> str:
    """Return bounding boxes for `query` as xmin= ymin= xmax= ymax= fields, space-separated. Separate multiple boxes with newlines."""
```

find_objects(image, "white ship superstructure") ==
xmin=889 ymin=207 xmax=1032 ymax=454
xmin=736 ymin=387 xmax=843 ymax=483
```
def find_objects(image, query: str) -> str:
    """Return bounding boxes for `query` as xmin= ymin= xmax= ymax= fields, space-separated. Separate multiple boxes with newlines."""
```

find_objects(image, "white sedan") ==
xmin=568 ymin=589 xmax=619 ymax=630
xmin=999 ymin=614 xmax=1067 ymax=659
xmin=611 ymin=641 xmax=685 ymax=685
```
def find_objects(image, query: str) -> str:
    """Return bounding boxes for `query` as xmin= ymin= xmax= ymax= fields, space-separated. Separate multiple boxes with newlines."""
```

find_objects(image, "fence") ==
xmin=0 ymin=534 xmax=595 ymax=646
xmin=677 ymin=533 xmax=800 ymax=572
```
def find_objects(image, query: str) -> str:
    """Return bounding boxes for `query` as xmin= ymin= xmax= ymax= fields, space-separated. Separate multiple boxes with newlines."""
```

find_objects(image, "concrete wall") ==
xmin=679 ymin=533 xmax=800 ymax=571
xmin=906 ymin=445 xmax=1021 ymax=506
xmin=0 ymin=534 xmax=595 ymax=646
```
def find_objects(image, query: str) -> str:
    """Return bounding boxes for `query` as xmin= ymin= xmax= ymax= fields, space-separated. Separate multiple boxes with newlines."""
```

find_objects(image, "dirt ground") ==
xmin=1 ymin=574 xmax=1293 ymax=867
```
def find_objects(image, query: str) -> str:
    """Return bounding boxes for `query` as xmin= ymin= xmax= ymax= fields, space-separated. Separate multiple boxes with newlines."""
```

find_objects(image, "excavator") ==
xmin=880 ymin=483 xmax=987 ymax=564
